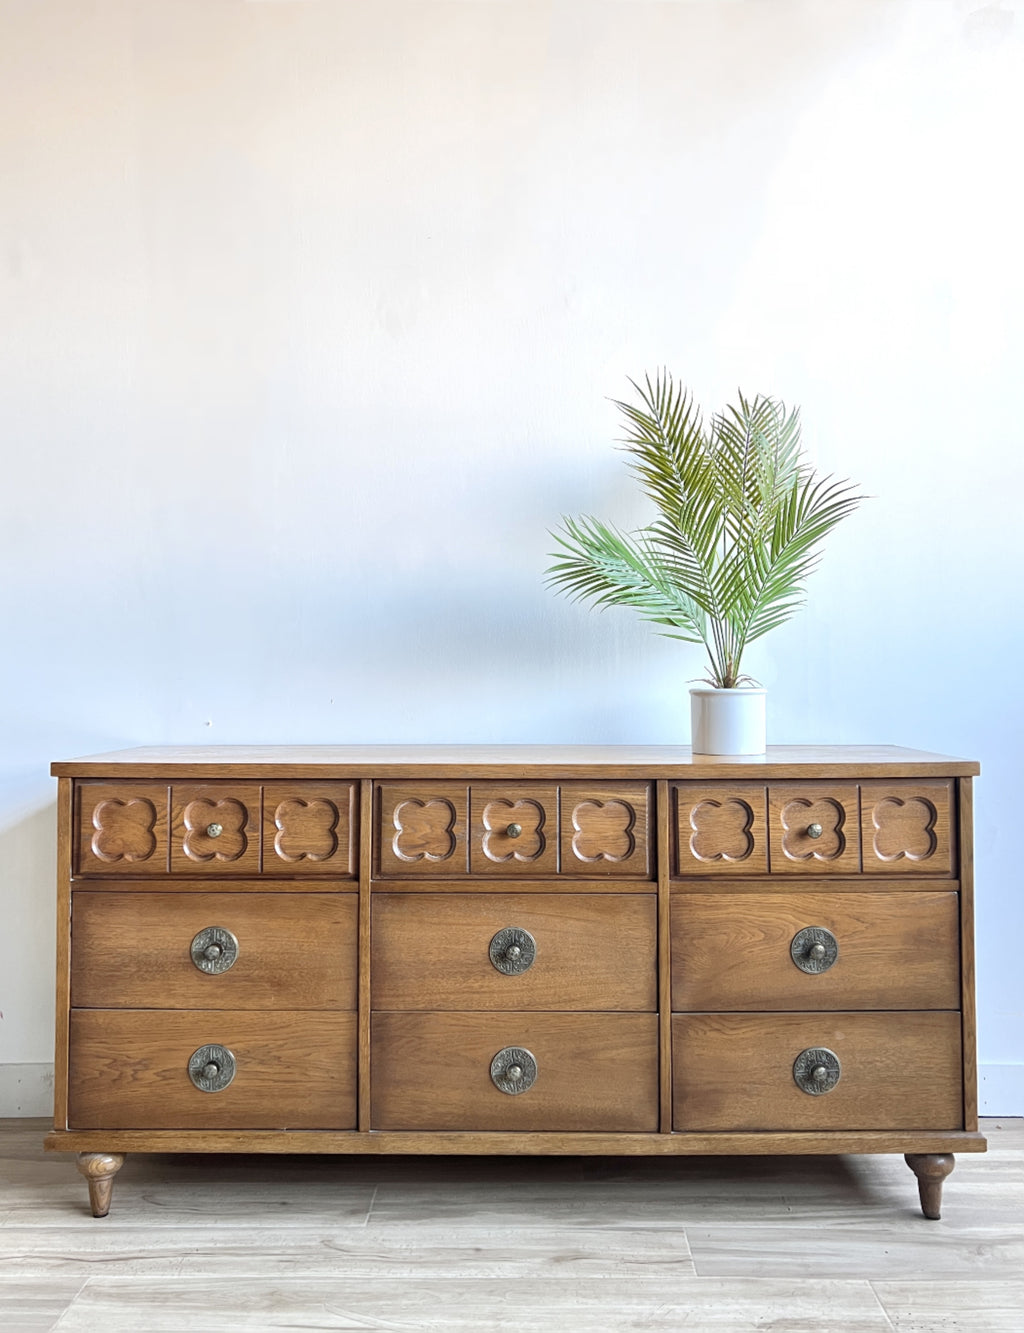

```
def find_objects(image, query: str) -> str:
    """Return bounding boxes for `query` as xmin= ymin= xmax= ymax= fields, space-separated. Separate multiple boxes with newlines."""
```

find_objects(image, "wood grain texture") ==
xmin=559 ymin=782 xmax=652 ymax=877
xmin=71 ymin=892 xmax=358 ymax=1010
xmin=262 ymin=781 xmax=357 ymax=876
xmin=671 ymin=891 xmax=960 ymax=1012
xmin=68 ymin=1011 xmax=356 ymax=1130
xmin=170 ymin=784 xmax=262 ymax=875
xmin=54 ymin=778 xmax=73 ymax=1130
xmin=861 ymin=780 xmax=954 ymax=875
xmin=371 ymin=893 xmax=656 ymax=1011
xmin=371 ymin=1012 xmax=658 ymax=1132
xmin=377 ymin=783 xmax=468 ymax=876
xmin=671 ymin=876 xmax=961 ymax=895
xmin=358 ymin=780 xmax=372 ymax=1133
xmin=656 ymin=779 xmax=673 ymax=1133
xmin=75 ymin=782 xmax=170 ymax=875
xmin=767 ymin=783 xmax=861 ymax=873
xmin=673 ymin=1012 xmax=963 ymax=1132
xmin=52 ymin=743 xmax=981 ymax=779
xmin=957 ymin=778 xmax=979 ymax=1130
xmin=674 ymin=782 xmax=769 ymax=875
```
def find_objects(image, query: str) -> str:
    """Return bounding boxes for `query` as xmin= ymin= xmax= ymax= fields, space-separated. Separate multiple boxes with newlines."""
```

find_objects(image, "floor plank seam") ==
xmin=867 ymin=1279 xmax=898 ymax=1331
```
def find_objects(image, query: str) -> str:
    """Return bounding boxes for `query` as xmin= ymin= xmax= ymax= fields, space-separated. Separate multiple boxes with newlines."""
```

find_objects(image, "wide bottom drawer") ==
xmin=371 ymin=1012 xmax=658 ymax=1131
xmin=673 ymin=1012 xmax=962 ymax=1132
xmin=68 ymin=1010 xmax=356 ymax=1130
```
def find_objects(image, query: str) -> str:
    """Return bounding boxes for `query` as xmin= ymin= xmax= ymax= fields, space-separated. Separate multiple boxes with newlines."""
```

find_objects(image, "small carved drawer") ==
xmin=671 ymin=891 xmax=960 ymax=1011
xmin=71 ymin=892 xmax=358 ymax=1010
xmin=74 ymin=781 xmax=357 ymax=877
xmin=67 ymin=1010 xmax=357 ymax=1129
xmin=376 ymin=781 xmax=651 ymax=878
xmin=372 ymin=893 xmax=657 ymax=1011
xmin=371 ymin=1012 xmax=658 ymax=1131
xmin=672 ymin=1011 xmax=963 ymax=1131
xmin=673 ymin=781 xmax=953 ymax=876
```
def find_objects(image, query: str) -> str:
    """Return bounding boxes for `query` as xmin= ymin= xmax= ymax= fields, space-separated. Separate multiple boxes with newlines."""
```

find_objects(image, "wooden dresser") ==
xmin=46 ymin=744 xmax=983 ymax=1220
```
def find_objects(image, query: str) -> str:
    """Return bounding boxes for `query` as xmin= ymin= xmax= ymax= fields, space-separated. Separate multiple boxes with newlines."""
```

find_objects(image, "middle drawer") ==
xmin=71 ymin=892 xmax=358 ymax=1010
xmin=372 ymin=893 xmax=657 ymax=1011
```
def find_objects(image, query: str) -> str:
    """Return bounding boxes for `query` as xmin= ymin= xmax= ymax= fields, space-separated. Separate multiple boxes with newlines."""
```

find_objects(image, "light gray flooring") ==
xmin=1 ymin=1118 xmax=1021 ymax=1331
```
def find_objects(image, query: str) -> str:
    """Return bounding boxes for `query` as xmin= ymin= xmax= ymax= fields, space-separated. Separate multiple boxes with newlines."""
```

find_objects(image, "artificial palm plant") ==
xmin=547 ymin=372 xmax=862 ymax=689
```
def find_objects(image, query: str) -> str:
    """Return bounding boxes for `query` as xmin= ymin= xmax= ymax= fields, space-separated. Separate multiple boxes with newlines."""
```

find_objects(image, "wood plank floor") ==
xmin=1 ymin=1118 xmax=1020 ymax=1331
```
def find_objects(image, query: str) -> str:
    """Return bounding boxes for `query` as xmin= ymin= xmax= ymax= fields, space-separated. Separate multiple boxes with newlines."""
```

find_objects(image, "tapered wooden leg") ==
xmin=905 ymin=1152 xmax=954 ymax=1220
xmin=76 ymin=1152 xmax=126 ymax=1218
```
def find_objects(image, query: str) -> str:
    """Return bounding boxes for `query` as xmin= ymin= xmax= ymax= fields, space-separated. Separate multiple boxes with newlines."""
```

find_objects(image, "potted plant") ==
xmin=546 ymin=372 xmax=862 ymax=754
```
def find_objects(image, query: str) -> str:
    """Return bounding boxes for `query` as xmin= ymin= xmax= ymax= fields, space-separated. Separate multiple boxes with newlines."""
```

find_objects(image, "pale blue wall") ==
xmin=1 ymin=0 xmax=1021 ymax=1112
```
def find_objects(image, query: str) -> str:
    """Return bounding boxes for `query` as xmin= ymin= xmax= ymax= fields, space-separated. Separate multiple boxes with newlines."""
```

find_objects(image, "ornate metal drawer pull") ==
xmin=206 ymin=822 xmax=223 ymax=839
xmin=489 ymin=926 xmax=537 ymax=976
xmin=806 ymin=822 xmax=823 ymax=839
xmin=190 ymin=926 xmax=239 ymax=975
xmin=790 ymin=926 xmax=838 ymax=974
xmin=490 ymin=1046 xmax=538 ymax=1095
xmin=188 ymin=1044 xmax=236 ymax=1093
xmin=793 ymin=1046 xmax=841 ymax=1095
xmin=505 ymin=822 xmax=522 ymax=839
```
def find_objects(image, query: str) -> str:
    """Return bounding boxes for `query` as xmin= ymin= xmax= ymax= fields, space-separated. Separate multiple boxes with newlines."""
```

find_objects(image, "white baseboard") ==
xmin=2 ymin=1061 xmax=1021 ymax=1119
xmin=0 ymin=1063 xmax=53 ymax=1117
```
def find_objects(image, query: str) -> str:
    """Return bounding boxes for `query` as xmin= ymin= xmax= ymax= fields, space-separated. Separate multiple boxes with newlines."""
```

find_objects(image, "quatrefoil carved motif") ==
xmin=183 ymin=799 xmax=248 ymax=862
xmin=91 ymin=798 xmax=158 ymax=863
xmin=392 ymin=798 xmax=457 ymax=863
xmin=273 ymin=798 xmax=339 ymax=862
xmin=571 ymin=799 xmax=635 ymax=863
xmin=780 ymin=798 xmax=846 ymax=862
xmin=871 ymin=797 xmax=938 ymax=862
xmin=689 ymin=799 xmax=756 ymax=863
xmin=482 ymin=800 xmax=545 ymax=863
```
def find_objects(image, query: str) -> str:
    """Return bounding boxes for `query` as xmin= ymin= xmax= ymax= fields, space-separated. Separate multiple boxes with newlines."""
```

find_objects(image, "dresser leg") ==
xmin=904 ymin=1152 xmax=954 ymax=1220
xmin=76 ymin=1153 xmax=126 ymax=1218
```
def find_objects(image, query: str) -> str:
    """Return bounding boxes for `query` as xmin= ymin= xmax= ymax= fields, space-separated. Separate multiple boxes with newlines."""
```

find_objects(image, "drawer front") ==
xmin=672 ymin=1012 xmax=962 ymax=1131
xmin=76 ymin=783 xmax=170 ymax=875
xmin=68 ymin=1010 xmax=357 ymax=1129
xmin=372 ymin=893 xmax=656 ymax=1011
xmin=76 ymin=781 xmax=358 ymax=877
xmin=671 ymin=892 xmax=960 ymax=1011
xmin=674 ymin=783 xmax=768 ymax=875
xmin=71 ymin=892 xmax=358 ymax=1010
xmin=378 ymin=782 xmax=651 ymax=879
xmin=861 ymin=781 xmax=953 ymax=875
xmin=767 ymin=784 xmax=860 ymax=874
xmin=371 ymin=1012 xmax=659 ymax=1131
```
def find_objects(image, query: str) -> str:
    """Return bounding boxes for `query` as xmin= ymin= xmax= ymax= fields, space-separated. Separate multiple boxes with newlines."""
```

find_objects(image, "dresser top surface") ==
xmin=52 ymin=744 xmax=980 ymax=779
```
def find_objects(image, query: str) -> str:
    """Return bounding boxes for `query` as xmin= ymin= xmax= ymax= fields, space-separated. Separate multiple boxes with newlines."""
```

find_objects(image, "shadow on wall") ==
xmin=0 ymin=801 xmax=58 ymax=1064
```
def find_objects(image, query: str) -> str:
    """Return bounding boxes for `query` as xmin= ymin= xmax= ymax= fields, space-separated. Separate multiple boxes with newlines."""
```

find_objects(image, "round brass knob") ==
xmin=206 ymin=822 xmax=223 ymax=839
xmin=490 ymin=1046 xmax=537 ymax=1095
xmin=190 ymin=926 xmax=239 ymax=975
xmin=790 ymin=926 xmax=838 ymax=975
xmin=812 ymin=1065 xmax=828 ymax=1082
xmin=507 ymin=1064 xmax=523 ymax=1081
xmin=506 ymin=823 xmax=522 ymax=839
xmin=793 ymin=1046 xmax=841 ymax=1095
xmin=506 ymin=944 xmax=522 ymax=961
xmin=807 ymin=822 xmax=823 ymax=839
xmin=809 ymin=942 xmax=827 ymax=961
xmin=203 ymin=1061 xmax=221 ymax=1080
xmin=204 ymin=943 xmax=223 ymax=961
xmin=489 ymin=926 xmax=536 ymax=975
xmin=188 ymin=1044 xmax=236 ymax=1092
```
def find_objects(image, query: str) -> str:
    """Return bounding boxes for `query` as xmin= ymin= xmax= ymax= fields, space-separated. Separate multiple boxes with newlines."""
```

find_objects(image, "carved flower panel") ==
xmin=263 ymin=782 xmax=356 ymax=876
xmin=378 ymin=784 xmax=467 ymax=876
xmin=171 ymin=785 xmax=261 ymax=874
xmin=768 ymin=784 xmax=860 ymax=873
xmin=560 ymin=783 xmax=651 ymax=877
xmin=469 ymin=786 xmax=557 ymax=875
xmin=76 ymin=783 xmax=169 ymax=875
xmin=674 ymin=783 xmax=768 ymax=875
xmin=861 ymin=782 xmax=953 ymax=875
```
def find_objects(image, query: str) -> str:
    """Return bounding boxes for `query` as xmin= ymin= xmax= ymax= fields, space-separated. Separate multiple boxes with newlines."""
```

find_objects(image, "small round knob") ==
xmin=506 ymin=822 xmax=522 ymax=839
xmin=188 ymin=1043 xmax=236 ymax=1092
xmin=505 ymin=944 xmax=522 ymax=961
xmin=204 ymin=943 xmax=223 ymax=961
xmin=206 ymin=822 xmax=223 ymax=839
xmin=807 ymin=822 xmax=823 ymax=839
xmin=809 ymin=942 xmax=827 ymax=961
xmin=507 ymin=1064 xmax=523 ymax=1081
xmin=203 ymin=1061 xmax=221 ymax=1080
xmin=812 ymin=1065 xmax=828 ymax=1082
xmin=190 ymin=926 xmax=239 ymax=975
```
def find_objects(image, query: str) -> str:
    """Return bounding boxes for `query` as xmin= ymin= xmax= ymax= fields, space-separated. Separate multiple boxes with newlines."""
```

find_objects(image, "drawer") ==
xmin=672 ymin=1012 xmax=962 ymax=1131
xmin=372 ymin=893 xmax=656 ymax=1010
xmin=75 ymin=781 xmax=357 ymax=877
xmin=377 ymin=782 xmax=651 ymax=879
xmin=371 ymin=1012 xmax=658 ymax=1131
xmin=673 ymin=780 xmax=955 ymax=876
xmin=68 ymin=1010 xmax=357 ymax=1129
xmin=71 ymin=892 xmax=358 ymax=1010
xmin=671 ymin=892 xmax=960 ymax=1011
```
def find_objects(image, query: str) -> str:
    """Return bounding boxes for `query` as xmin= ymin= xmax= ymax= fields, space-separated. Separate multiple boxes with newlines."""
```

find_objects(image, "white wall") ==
xmin=1 ymin=0 xmax=1021 ymax=1113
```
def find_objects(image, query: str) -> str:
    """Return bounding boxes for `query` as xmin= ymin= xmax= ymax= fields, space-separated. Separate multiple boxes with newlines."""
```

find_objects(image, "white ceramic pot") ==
xmin=690 ymin=687 xmax=767 ymax=756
